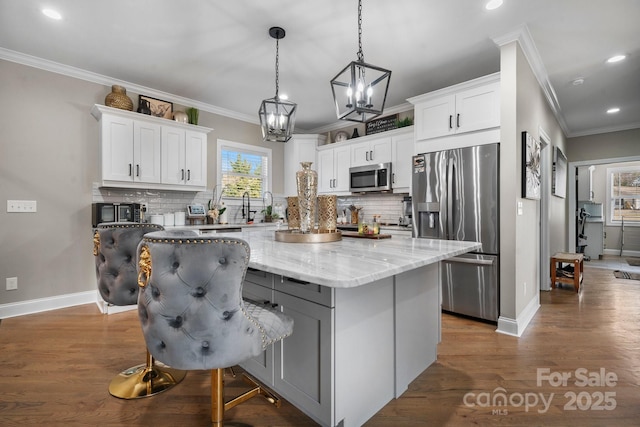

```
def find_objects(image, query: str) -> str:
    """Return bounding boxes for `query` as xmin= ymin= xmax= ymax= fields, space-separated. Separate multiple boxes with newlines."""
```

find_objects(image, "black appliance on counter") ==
xmin=92 ymin=202 xmax=142 ymax=227
xmin=412 ymin=143 xmax=500 ymax=322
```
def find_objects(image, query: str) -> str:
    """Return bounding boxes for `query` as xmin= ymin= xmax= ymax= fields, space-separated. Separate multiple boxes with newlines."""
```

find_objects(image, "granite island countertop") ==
xmin=209 ymin=228 xmax=480 ymax=288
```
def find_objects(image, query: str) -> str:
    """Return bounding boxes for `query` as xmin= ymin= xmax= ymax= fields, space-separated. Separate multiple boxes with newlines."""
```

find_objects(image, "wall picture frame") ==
xmin=522 ymin=131 xmax=541 ymax=200
xmin=552 ymin=146 xmax=567 ymax=198
xmin=139 ymin=95 xmax=173 ymax=119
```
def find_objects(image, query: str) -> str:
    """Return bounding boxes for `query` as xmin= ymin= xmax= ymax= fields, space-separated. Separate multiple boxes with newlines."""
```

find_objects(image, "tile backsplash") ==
xmin=92 ymin=183 xmax=409 ymax=225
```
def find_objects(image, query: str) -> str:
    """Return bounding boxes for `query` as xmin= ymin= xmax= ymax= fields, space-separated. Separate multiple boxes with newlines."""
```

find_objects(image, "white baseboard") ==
xmin=604 ymin=248 xmax=640 ymax=258
xmin=496 ymin=294 xmax=540 ymax=337
xmin=0 ymin=290 xmax=96 ymax=319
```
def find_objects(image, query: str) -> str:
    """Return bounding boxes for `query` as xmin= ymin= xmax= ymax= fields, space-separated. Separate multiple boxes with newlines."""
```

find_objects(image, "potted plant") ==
xmin=261 ymin=205 xmax=279 ymax=223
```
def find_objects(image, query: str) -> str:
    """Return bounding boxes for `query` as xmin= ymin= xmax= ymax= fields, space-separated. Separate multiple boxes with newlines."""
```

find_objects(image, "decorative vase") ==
xmin=352 ymin=128 xmax=360 ymax=138
xmin=296 ymin=162 xmax=318 ymax=233
xmin=318 ymin=195 xmax=337 ymax=232
xmin=287 ymin=196 xmax=300 ymax=230
xmin=105 ymin=85 xmax=133 ymax=111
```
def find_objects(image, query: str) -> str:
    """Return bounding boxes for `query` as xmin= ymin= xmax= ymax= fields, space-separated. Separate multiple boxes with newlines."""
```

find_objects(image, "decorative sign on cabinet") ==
xmin=91 ymin=104 xmax=212 ymax=191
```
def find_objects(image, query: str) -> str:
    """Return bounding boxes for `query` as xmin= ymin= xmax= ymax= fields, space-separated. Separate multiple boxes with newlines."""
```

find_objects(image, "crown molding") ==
xmin=492 ymin=24 xmax=571 ymax=137
xmin=0 ymin=47 xmax=259 ymax=125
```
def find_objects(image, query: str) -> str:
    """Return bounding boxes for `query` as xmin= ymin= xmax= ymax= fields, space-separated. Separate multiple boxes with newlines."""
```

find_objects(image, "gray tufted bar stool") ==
xmin=137 ymin=230 xmax=294 ymax=426
xmin=93 ymin=222 xmax=186 ymax=399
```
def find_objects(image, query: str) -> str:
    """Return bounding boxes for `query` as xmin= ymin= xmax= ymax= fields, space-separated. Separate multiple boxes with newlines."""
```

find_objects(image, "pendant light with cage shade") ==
xmin=259 ymin=26 xmax=297 ymax=142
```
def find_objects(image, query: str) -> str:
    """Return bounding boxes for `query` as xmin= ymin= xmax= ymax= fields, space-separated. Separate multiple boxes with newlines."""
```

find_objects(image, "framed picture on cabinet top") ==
xmin=522 ymin=131 xmax=541 ymax=200
xmin=139 ymin=94 xmax=173 ymax=119
xmin=552 ymin=146 xmax=567 ymax=198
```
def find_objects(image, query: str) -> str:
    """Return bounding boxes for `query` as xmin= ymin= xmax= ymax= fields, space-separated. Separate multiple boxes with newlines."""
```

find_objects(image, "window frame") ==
xmin=216 ymin=139 xmax=272 ymax=204
xmin=606 ymin=165 xmax=640 ymax=227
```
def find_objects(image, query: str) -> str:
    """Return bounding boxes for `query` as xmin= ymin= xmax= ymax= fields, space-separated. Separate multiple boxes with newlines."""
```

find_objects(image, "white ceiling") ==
xmin=1 ymin=0 xmax=638 ymax=137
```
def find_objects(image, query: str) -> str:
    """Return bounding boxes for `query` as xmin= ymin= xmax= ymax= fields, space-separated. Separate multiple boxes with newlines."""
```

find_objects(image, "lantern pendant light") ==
xmin=330 ymin=0 xmax=391 ymax=122
xmin=259 ymin=26 xmax=297 ymax=142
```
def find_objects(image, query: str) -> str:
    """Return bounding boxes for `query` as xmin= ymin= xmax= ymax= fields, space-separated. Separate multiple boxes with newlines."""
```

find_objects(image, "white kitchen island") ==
xmin=210 ymin=228 xmax=480 ymax=427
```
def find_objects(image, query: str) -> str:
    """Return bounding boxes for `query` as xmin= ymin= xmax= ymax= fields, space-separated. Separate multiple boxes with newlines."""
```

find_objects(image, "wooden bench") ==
xmin=550 ymin=252 xmax=584 ymax=292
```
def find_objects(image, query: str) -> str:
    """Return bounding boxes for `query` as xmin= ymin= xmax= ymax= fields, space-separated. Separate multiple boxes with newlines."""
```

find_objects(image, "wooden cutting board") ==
xmin=341 ymin=231 xmax=392 ymax=239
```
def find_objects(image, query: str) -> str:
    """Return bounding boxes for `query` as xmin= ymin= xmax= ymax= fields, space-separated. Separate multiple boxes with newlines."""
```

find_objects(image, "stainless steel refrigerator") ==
xmin=412 ymin=143 xmax=499 ymax=322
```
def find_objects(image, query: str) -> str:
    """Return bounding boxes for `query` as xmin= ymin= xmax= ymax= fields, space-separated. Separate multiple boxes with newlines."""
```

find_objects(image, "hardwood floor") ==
xmin=1 ymin=264 xmax=639 ymax=426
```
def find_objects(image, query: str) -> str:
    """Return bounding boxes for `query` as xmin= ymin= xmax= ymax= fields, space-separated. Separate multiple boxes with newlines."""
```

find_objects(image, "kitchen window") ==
xmin=607 ymin=165 xmax=640 ymax=226
xmin=217 ymin=139 xmax=272 ymax=199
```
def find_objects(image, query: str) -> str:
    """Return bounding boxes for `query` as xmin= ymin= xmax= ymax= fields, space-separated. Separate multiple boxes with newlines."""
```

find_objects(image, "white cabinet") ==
xmin=577 ymin=165 xmax=595 ymax=201
xmin=317 ymin=144 xmax=350 ymax=194
xmin=349 ymin=137 xmax=392 ymax=167
xmin=409 ymin=74 xmax=500 ymax=141
xmin=91 ymin=104 xmax=212 ymax=191
xmin=390 ymin=128 xmax=414 ymax=192
xmin=284 ymin=134 xmax=324 ymax=196
xmin=161 ymin=128 xmax=207 ymax=189
xmin=584 ymin=221 xmax=604 ymax=260
xmin=97 ymin=112 xmax=162 ymax=184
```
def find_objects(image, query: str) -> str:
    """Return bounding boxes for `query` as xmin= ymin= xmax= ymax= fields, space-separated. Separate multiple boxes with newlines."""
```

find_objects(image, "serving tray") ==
xmin=341 ymin=231 xmax=392 ymax=239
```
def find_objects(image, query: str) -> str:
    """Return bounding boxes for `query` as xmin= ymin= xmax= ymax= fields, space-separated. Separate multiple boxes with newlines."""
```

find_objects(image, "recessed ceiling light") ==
xmin=485 ymin=0 xmax=503 ymax=10
xmin=607 ymin=107 xmax=620 ymax=114
xmin=572 ymin=78 xmax=585 ymax=86
xmin=42 ymin=8 xmax=62 ymax=20
xmin=606 ymin=55 xmax=626 ymax=63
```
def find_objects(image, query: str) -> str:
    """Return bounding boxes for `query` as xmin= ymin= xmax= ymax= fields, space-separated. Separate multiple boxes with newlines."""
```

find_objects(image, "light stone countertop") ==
xmin=208 ymin=228 xmax=481 ymax=288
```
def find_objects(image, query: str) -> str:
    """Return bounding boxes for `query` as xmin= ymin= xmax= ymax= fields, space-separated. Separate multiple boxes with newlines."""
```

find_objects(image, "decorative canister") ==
xmin=287 ymin=196 xmax=300 ymax=230
xmin=296 ymin=162 xmax=318 ymax=233
xmin=318 ymin=195 xmax=337 ymax=232
xmin=173 ymin=111 xmax=188 ymax=123
xmin=105 ymin=85 xmax=133 ymax=111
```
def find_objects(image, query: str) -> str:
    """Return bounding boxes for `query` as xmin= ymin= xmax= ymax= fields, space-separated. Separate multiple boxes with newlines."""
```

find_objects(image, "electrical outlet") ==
xmin=6 ymin=277 xmax=18 ymax=291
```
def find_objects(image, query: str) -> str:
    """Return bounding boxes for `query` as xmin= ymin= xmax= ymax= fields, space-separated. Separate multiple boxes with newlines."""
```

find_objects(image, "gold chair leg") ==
xmin=211 ymin=368 xmax=282 ymax=425
xmin=108 ymin=350 xmax=187 ymax=399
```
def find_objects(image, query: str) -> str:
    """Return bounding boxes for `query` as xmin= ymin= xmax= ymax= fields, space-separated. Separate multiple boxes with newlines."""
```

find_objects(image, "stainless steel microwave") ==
xmin=92 ymin=202 xmax=142 ymax=227
xmin=349 ymin=162 xmax=393 ymax=193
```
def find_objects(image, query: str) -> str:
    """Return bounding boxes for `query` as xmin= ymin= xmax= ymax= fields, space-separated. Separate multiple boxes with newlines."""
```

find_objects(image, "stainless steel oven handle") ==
xmin=442 ymin=256 xmax=495 ymax=266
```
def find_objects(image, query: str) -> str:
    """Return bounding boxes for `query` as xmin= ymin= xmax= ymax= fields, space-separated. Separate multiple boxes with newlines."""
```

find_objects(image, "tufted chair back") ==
xmin=137 ymin=230 xmax=293 ymax=371
xmin=93 ymin=222 xmax=165 ymax=306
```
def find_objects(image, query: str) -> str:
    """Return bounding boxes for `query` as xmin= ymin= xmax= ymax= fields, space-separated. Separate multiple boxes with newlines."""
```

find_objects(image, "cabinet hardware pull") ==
xmin=136 ymin=164 xmax=140 ymax=177
xmin=286 ymin=277 xmax=310 ymax=285
xmin=456 ymin=113 xmax=460 ymax=128
xmin=271 ymin=303 xmax=279 ymax=308
xmin=393 ymin=173 xmax=396 ymax=183
xmin=187 ymin=169 xmax=191 ymax=181
xmin=365 ymin=151 xmax=369 ymax=162
xmin=181 ymin=169 xmax=185 ymax=180
xmin=129 ymin=164 xmax=133 ymax=176
xmin=449 ymin=115 xmax=453 ymax=129
xmin=370 ymin=150 xmax=373 ymax=161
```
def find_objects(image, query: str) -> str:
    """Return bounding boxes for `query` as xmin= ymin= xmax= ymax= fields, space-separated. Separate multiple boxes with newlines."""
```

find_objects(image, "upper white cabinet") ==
xmin=91 ymin=104 xmax=212 ymax=191
xmin=391 ymin=129 xmax=414 ymax=192
xmin=317 ymin=144 xmax=350 ymax=194
xmin=161 ymin=128 xmax=207 ymax=188
xmin=349 ymin=136 xmax=392 ymax=167
xmin=98 ymin=113 xmax=162 ymax=184
xmin=409 ymin=73 xmax=500 ymax=141
xmin=284 ymin=134 xmax=325 ymax=196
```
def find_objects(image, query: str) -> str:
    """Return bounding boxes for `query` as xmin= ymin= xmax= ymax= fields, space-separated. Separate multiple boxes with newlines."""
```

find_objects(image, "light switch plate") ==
xmin=7 ymin=200 xmax=37 ymax=213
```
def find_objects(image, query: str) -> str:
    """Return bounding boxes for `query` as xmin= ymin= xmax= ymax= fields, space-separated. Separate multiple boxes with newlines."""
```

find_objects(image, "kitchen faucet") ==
xmin=242 ymin=191 xmax=255 ymax=224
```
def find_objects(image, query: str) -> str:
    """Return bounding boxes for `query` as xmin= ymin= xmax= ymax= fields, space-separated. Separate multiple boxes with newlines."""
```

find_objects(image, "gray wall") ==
xmin=499 ymin=41 xmax=569 ymax=324
xmin=0 ymin=59 xmax=265 ymax=308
